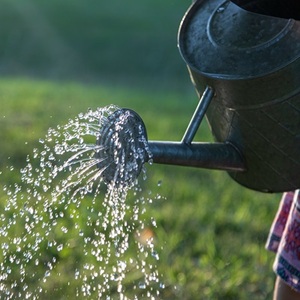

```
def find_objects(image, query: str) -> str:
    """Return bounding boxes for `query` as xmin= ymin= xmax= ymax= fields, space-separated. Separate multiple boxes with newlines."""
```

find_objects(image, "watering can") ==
xmin=97 ymin=0 xmax=300 ymax=193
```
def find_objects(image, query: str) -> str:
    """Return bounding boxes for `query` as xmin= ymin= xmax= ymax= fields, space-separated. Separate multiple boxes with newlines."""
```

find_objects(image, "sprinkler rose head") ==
xmin=96 ymin=108 xmax=150 ymax=186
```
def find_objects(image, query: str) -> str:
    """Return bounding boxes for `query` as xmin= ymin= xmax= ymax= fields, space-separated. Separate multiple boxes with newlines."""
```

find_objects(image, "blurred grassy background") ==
xmin=0 ymin=0 xmax=280 ymax=299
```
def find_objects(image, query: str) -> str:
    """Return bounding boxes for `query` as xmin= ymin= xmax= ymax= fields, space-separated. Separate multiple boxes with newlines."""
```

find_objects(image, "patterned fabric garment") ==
xmin=266 ymin=190 xmax=300 ymax=292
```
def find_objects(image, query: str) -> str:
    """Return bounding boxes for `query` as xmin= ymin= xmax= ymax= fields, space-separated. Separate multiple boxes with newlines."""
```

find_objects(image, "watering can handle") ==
xmin=181 ymin=86 xmax=214 ymax=144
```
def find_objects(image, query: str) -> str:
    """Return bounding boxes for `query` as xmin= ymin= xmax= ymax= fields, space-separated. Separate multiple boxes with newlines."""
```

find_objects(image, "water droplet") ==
xmin=44 ymin=270 xmax=50 ymax=277
xmin=138 ymin=282 xmax=146 ymax=289
xmin=74 ymin=269 xmax=80 ymax=280
xmin=151 ymin=251 xmax=159 ymax=260
xmin=151 ymin=217 xmax=157 ymax=227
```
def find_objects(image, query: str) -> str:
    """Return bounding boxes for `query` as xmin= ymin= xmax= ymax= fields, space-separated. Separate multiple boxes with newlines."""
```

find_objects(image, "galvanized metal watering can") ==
xmin=97 ymin=0 xmax=300 ymax=193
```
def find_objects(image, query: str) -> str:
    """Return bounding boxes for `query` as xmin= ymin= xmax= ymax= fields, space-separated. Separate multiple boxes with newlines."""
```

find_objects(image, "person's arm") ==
xmin=273 ymin=277 xmax=300 ymax=300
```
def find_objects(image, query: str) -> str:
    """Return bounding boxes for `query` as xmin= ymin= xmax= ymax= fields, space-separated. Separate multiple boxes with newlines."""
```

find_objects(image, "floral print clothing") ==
xmin=266 ymin=190 xmax=300 ymax=292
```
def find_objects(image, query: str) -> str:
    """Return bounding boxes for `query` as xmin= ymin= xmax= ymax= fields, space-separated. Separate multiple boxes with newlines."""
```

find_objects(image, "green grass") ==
xmin=0 ymin=0 xmax=281 ymax=299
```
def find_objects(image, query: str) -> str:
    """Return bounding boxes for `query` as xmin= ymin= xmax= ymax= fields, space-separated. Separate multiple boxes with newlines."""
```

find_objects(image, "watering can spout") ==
xmin=148 ymin=141 xmax=245 ymax=172
xmin=146 ymin=87 xmax=245 ymax=172
xmin=96 ymin=86 xmax=246 ymax=186
xmin=147 ymin=86 xmax=245 ymax=172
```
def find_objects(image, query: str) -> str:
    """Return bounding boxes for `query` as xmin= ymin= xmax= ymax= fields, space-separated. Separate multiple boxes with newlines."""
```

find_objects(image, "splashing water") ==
xmin=0 ymin=105 xmax=164 ymax=299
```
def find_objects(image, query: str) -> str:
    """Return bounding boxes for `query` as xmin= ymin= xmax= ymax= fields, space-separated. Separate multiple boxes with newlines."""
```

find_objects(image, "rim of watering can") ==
xmin=178 ymin=0 xmax=300 ymax=80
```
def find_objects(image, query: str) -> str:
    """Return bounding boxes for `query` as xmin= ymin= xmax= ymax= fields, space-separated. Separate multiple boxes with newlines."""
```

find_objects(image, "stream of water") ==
xmin=0 ymin=105 xmax=164 ymax=299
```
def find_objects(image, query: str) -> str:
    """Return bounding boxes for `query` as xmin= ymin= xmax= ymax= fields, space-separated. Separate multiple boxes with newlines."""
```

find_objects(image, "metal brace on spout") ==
xmin=182 ymin=87 xmax=214 ymax=144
